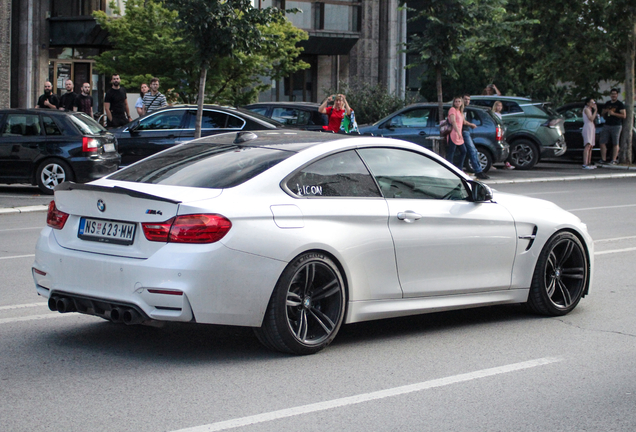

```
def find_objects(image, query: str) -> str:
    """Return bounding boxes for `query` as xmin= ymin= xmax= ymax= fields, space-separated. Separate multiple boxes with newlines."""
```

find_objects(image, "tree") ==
xmin=93 ymin=0 xmax=308 ymax=132
xmin=164 ymin=0 xmax=305 ymax=138
xmin=404 ymin=0 xmax=509 ymax=124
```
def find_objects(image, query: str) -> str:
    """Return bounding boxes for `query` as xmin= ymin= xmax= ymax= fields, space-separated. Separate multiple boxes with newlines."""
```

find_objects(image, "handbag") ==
xmin=439 ymin=119 xmax=452 ymax=136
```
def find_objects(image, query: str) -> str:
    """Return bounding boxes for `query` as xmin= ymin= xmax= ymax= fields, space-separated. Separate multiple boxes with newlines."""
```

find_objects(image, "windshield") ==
xmin=69 ymin=112 xmax=106 ymax=135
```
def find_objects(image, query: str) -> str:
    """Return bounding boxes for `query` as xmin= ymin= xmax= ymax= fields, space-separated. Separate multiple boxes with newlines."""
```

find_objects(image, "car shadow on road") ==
xmin=29 ymin=304 xmax=546 ymax=363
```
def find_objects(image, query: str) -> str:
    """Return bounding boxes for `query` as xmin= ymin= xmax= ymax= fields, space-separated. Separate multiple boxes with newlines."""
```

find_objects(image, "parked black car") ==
xmin=556 ymin=102 xmax=636 ymax=162
xmin=358 ymin=103 xmax=509 ymax=172
xmin=0 ymin=109 xmax=120 ymax=194
xmin=112 ymin=105 xmax=284 ymax=166
xmin=243 ymin=102 xmax=327 ymax=131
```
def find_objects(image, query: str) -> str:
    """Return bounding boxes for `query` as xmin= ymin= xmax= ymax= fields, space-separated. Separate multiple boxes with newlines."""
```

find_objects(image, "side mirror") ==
xmin=471 ymin=181 xmax=493 ymax=202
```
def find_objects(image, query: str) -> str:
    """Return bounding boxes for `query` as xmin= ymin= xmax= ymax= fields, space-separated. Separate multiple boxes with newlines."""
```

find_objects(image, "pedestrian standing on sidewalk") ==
xmin=135 ymin=83 xmax=149 ymax=117
xmin=104 ymin=74 xmax=131 ymax=128
xmin=35 ymin=82 xmax=59 ymax=109
xmin=582 ymin=97 xmax=598 ymax=169
xmin=598 ymin=88 xmax=626 ymax=165
xmin=58 ymin=80 xmax=77 ymax=112
xmin=462 ymin=94 xmax=489 ymax=179
xmin=492 ymin=101 xmax=515 ymax=170
xmin=142 ymin=78 xmax=168 ymax=115
xmin=73 ymin=83 xmax=93 ymax=117
xmin=446 ymin=97 xmax=467 ymax=170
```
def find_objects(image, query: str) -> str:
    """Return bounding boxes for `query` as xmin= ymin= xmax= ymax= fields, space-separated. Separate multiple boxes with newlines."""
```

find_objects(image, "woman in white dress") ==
xmin=582 ymin=97 xmax=598 ymax=169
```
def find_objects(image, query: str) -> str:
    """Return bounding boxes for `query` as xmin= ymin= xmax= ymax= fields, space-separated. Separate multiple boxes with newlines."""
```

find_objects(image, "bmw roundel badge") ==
xmin=97 ymin=199 xmax=106 ymax=212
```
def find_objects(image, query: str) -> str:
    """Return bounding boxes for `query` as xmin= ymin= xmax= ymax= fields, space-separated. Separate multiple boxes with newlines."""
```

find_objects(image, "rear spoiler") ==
xmin=55 ymin=182 xmax=182 ymax=204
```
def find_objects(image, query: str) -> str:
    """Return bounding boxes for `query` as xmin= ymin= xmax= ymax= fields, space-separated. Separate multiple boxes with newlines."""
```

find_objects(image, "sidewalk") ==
xmin=1 ymin=162 xmax=636 ymax=214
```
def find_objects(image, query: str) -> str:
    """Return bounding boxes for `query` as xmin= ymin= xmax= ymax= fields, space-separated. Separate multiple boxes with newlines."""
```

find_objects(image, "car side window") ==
xmin=272 ymin=107 xmax=301 ymax=125
xmin=388 ymin=108 xmax=431 ymax=128
xmin=286 ymin=150 xmax=381 ymax=198
xmin=226 ymin=114 xmax=245 ymax=129
xmin=42 ymin=116 xmax=62 ymax=135
xmin=138 ymin=111 xmax=185 ymax=130
xmin=0 ymin=114 xmax=41 ymax=136
xmin=358 ymin=148 xmax=470 ymax=201
xmin=503 ymin=102 xmax=523 ymax=114
xmin=248 ymin=107 xmax=268 ymax=116
xmin=464 ymin=109 xmax=482 ymax=126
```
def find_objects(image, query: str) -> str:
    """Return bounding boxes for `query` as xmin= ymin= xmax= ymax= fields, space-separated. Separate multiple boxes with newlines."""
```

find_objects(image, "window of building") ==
xmin=51 ymin=0 xmax=106 ymax=17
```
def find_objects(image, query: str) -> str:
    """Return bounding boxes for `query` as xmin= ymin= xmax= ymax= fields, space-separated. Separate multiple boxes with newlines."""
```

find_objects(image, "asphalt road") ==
xmin=1 ymin=174 xmax=635 ymax=432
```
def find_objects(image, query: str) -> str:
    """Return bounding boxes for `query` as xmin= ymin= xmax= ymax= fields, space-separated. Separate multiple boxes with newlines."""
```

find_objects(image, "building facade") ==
xmin=1 ymin=0 xmax=405 ymax=109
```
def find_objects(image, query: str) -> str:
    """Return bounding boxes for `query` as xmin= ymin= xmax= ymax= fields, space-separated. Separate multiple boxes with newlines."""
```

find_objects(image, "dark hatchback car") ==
xmin=469 ymin=96 xmax=566 ymax=170
xmin=358 ymin=103 xmax=508 ymax=172
xmin=557 ymin=102 xmax=636 ymax=163
xmin=243 ymin=102 xmax=327 ymax=131
xmin=112 ymin=105 xmax=284 ymax=166
xmin=0 ymin=109 xmax=119 ymax=194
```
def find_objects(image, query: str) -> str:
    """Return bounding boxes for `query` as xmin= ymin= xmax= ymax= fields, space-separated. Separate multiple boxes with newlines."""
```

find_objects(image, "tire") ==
xmin=508 ymin=139 xmax=539 ymax=170
xmin=36 ymin=159 xmax=74 ymax=195
xmin=254 ymin=252 xmax=346 ymax=355
xmin=526 ymin=231 xmax=589 ymax=316
xmin=465 ymin=147 xmax=492 ymax=173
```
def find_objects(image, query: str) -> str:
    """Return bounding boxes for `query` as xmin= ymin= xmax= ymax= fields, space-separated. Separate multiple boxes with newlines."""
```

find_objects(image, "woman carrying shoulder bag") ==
xmin=446 ymin=96 xmax=467 ymax=170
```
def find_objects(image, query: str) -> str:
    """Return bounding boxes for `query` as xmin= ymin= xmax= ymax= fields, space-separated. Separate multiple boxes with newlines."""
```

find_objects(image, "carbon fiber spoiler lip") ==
xmin=55 ymin=182 xmax=182 ymax=204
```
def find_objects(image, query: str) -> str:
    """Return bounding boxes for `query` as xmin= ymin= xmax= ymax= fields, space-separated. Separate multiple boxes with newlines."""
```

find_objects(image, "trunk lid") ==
xmin=52 ymin=181 xmax=222 ymax=258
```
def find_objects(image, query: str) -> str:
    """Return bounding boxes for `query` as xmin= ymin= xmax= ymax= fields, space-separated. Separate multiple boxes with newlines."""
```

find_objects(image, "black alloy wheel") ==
xmin=508 ymin=139 xmax=539 ymax=170
xmin=527 ymin=231 xmax=589 ymax=316
xmin=255 ymin=252 xmax=346 ymax=355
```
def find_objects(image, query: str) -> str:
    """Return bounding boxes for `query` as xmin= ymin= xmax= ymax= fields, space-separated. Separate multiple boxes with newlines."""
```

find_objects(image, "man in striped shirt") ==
xmin=142 ymin=77 xmax=168 ymax=115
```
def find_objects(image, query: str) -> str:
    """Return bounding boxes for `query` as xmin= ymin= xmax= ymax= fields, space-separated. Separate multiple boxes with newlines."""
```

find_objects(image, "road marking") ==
xmin=0 ymin=254 xmax=35 ymax=260
xmin=567 ymin=203 xmax=636 ymax=212
xmin=595 ymin=247 xmax=636 ymax=255
xmin=0 ymin=302 xmax=48 ymax=311
xmin=170 ymin=357 xmax=563 ymax=432
xmin=0 ymin=313 xmax=72 ymax=325
xmin=0 ymin=226 xmax=43 ymax=232
xmin=594 ymin=235 xmax=636 ymax=243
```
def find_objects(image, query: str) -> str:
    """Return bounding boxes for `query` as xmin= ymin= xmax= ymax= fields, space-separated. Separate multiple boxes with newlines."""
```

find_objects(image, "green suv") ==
xmin=470 ymin=96 xmax=566 ymax=169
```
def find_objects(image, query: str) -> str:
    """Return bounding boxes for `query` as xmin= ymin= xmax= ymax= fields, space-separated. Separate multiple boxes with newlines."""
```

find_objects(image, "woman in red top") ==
xmin=319 ymin=94 xmax=352 ymax=132
xmin=446 ymin=96 xmax=467 ymax=170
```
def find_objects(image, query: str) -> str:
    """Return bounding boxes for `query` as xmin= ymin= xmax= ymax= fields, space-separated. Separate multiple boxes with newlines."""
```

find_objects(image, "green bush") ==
xmin=324 ymin=80 xmax=419 ymax=125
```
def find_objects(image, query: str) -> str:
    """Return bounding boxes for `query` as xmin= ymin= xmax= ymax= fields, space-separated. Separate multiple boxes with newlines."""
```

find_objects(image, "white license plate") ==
xmin=78 ymin=217 xmax=136 ymax=245
xmin=104 ymin=143 xmax=116 ymax=152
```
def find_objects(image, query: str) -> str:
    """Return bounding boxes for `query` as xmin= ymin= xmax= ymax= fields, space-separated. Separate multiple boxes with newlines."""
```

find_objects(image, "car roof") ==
xmin=404 ymin=102 xmax=489 ymax=110
xmin=244 ymin=102 xmax=322 ymax=108
xmin=470 ymin=95 xmax=549 ymax=105
xmin=0 ymin=108 xmax=75 ymax=116
xmin=143 ymin=104 xmax=284 ymax=126
xmin=191 ymin=129 xmax=355 ymax=152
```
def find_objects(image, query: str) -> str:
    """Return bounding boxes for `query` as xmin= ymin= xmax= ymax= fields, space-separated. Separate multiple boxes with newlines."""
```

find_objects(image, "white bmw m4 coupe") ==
xmin=33 ymin=130 xmax=593 ymax=355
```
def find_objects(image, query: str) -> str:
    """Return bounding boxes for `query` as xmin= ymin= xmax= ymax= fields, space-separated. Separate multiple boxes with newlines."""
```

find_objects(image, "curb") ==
xmin=487 ymin=171 xmax=636 ymax=185
xmin=0 ymin=205 xmax=49 ymax=215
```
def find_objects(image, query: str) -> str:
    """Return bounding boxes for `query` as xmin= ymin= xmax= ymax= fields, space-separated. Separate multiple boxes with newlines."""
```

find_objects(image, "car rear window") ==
xmin=109 ymin=142 xmax=294 ymax=188
xmin=69 ymin=112 xmax=106 ymax=135
xmin=521 ymin=104 xmax=556 ymax=117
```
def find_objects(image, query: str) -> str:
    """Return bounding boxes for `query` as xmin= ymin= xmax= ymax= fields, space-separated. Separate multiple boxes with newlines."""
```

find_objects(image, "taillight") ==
xmin=496 ymin=126 xmax=504 ymax=141
xmin=46 ymin=201 xmax=69 ymax=230
xmin=82 ymin=136 xmax=99 ymax=152
xmin=142 ymin=214 xmax=232 ymax=244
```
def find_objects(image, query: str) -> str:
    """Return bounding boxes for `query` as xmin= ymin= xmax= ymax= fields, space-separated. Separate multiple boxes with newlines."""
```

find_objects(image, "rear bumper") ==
xmin=71 ymin=153 xmax=120 ymax=183
xmin=32 ymin=226 xmax=284 ymax=327
xmin=540 ymin=135 xmax=567 ymax=158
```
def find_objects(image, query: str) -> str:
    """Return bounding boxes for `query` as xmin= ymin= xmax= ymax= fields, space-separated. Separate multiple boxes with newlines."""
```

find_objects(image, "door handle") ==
xmin=397 ymin=210 xmax=422 ymax=223
xmin=419 ymin=131 xmax=427 ymax=136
